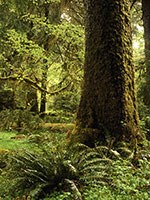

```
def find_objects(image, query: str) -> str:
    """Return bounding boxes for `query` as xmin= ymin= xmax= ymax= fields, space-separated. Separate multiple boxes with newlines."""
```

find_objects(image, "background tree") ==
xmin=0 ymin=0 xmax=84 ymax=116
xmin=0 ymin=0 xmax=84 ymax=131
xmin=141 ymin=0 xmax=150 ymax=108
xmin=75 ymin=0 xmax=140 ymax=148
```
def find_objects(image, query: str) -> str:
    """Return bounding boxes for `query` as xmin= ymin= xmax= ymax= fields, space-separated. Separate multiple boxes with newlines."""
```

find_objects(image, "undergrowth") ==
xmin=2 ymin=143 xmax=114 ymax=199
xmin=0 ymin=132 xmax=149 ymax=200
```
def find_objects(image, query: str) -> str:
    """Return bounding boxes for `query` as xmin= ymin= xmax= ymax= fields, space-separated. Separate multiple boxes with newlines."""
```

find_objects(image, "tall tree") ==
xmin=0 ymin=0 xmax=84 ymax=114
xmin=142 ymin=0 xmax=150 ymax=107
xmin=75 ymin=0 xmax=140 ymax=148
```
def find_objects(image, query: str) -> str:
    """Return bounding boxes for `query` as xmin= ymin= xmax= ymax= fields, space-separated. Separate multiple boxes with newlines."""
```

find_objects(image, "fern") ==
xmin=64 ymin=179 xmax=82 ymax=200
xmin=7 ymin=142 xmax=114 ymax=199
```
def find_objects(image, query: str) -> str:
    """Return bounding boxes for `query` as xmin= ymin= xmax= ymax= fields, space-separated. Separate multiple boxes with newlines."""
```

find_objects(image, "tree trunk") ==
xmin=39 ymin=2 xmax=61 ymax=116
xmin=27 ymin=88 xmax=38 ymax=113
xmin=39 ymin=65 xmax=48 ymax=116
xmin=75 ymin=0 xmax=140 ymax=147
xmin=142 ymin=0 xmax=150 ymax=107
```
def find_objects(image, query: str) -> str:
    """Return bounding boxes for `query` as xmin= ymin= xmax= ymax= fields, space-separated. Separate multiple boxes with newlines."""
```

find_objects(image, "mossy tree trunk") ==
xmin=142 ymin=0 xmax=150 ymax=107
xmin=39 ymin=68 xmax=47 ymax=115
xmin=75 ymin=0 xmax=140 ymax=147
xmin=27 ymin=88 xmax=38 ymax=113
xmin=39 ymin=2 xmax=61 ymax=116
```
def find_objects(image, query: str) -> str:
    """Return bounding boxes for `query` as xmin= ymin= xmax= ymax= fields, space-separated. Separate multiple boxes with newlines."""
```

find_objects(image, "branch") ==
xmin=0 ymin=75 xmax=47 ymax=92
xmin=0 ymin=75 xmax=72 ymax=96
xmin=23 ymin=76 xmax=47 ymax=92
xmin=0 ymin=75 xmax=19 ymax=81
xmin=49 ymin=81 xmax=72 ymax=96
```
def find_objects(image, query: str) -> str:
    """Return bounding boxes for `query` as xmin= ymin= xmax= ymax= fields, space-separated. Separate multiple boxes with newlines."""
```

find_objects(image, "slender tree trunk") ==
xmin=142 ymin=0 xmax=150 ymax=107
xmin=75 ymin=0 xmax=140 ymax=147
xmin=39 ymin=2 xmax=61 ymax=116
xmin=39 ymin=64 xmax=48 ymax=116
xmin=27 ymin=88 xmax=38 ymax=113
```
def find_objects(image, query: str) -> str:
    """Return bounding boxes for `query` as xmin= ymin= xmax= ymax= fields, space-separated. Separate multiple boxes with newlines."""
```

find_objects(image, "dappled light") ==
xmin=0 ymin=0 xmax=150 ymax=199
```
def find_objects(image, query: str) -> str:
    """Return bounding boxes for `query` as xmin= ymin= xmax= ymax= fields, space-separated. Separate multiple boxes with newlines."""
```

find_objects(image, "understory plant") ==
xmin=4 ymin=143 xmax=113 ymax=199
xmin=0 ymin=109 xmax=42 ymax=132
xmin=1 ymin=133 xmax=150 ymax=200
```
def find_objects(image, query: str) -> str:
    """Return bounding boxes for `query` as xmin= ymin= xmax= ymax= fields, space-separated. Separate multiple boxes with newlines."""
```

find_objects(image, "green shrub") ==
xmin=53 ymin=91 xmax=79 ymax=113
xmin=42 ymin=109 xmax=74 ymax=123
xmin=0 ymin=89 xmax=15 ymax=110
xmin=0 ymin=109 xmax=43 ymax=132
xmin=82 ymin=156 xmax=150 ymax=200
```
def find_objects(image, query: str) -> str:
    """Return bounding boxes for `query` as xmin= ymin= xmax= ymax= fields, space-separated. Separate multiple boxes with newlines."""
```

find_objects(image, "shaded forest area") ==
xmin=0 ymin=0 xmax=150 ymax=138
xmin=0 ymin=0 xmax=84 ymax=130
xmin=0 ymin=0 xmax=150 ymax=199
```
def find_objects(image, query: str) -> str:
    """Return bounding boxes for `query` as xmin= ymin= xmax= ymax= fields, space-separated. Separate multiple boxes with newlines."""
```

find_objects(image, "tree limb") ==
xmin=0 ymin=75 xmax=72 ymax=96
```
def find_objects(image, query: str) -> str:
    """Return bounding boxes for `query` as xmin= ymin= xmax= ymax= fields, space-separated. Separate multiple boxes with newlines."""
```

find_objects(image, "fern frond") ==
xmin=64 ymin=179 xmax=82 ymax=200
xmin=29 ymin=183 xmax=48 ymax=199
xmin=95 ymin=145 xmax=109 ymax=156
xmin=81 ymin=165 xmax=107 ymax=174
xmin=84 ymin=151 xmax=102 ymax=160
xmin=82 ymin=175 xmax=113 ymax=183
xmin=76 ymin=151 xmax=101 ymax=168
xmin=63 ymin=160 xmax=78 ymax=177
xmin=23 ymin=169 xmax=48 ymax=183
xmin=81 ymin=158 xmax=106 ymax=169
xmin=71 ymin=143 xmax=91 ymax=151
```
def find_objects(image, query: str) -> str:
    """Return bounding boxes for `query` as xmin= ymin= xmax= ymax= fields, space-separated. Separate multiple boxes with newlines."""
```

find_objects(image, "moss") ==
xmin=68 ymin=126 xmax=106 ymax=147
xmin=76 ymin=0 xmax=141 ymax=148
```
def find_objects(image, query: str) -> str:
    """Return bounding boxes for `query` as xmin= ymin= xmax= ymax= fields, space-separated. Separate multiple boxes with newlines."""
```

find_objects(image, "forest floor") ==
xmin=0 ymin=129 xmax=150 ymax=200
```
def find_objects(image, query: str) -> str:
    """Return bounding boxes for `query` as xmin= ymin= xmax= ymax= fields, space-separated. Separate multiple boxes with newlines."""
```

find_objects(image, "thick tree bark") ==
xmin=75 ymin=0 xmax=140 ymax=147
xmin=142 ymin=0 xmax=150 ymax=107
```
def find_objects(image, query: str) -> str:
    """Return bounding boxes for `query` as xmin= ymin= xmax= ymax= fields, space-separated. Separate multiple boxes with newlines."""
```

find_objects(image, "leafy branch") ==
xmin=0 ymin=75 xmax=72 ymax=96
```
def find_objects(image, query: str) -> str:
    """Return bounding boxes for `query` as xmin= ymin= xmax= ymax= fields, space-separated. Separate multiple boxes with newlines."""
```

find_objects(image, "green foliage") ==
xmin=53 ymin=91 xmax=79 ymax=112
xmin=131 ymin=1 xmax=150 ymax=139
xmin=0 ymin=0 xmax=84 ymax=119
xmin=3 ymin=142 xmax=113 ymax=199
xmin=0 ymin=131 xmax=150 ymax=199
xmin=43 ymin=110 xmax=74 ymax=123
xmin=45 ymin=191 xmax=72 ymax=200
xmin=0 ymin=109 xmax=43 ymax=132
xmin=82 ymin=153 xmax=150 ymax=200
xmin=43 ymin=90 xmax=80 ymax=123
xmin=0 ymin=1 xmax=150 ymax=200
xmin=0 ymin=89 xmax=15 ymax=110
